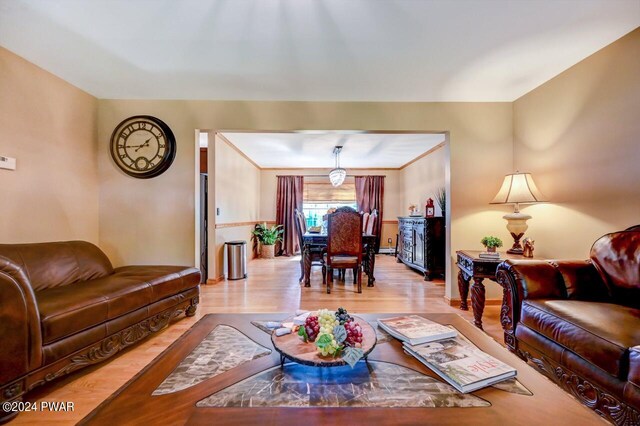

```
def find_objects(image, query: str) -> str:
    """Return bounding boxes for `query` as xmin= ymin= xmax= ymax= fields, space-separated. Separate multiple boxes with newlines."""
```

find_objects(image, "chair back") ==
xmin=366 ymin=209 xmax=378 ymax=235
xmin=327 ymin=209 xmax=362 ymax=259
xmin=294 ymin=209 xmax=306 ymax=250
xmin=362 ymin=212 xmax=370 ymax=232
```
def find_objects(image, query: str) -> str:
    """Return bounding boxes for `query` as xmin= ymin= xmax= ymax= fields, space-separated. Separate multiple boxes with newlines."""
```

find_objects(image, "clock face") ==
xmin=110 ymin=115 xmax=176 ymax=178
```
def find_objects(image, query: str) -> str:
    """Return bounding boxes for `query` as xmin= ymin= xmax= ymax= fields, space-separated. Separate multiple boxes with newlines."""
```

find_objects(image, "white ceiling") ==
xmin=219 ymin=132 xmax=445 ymax=168
xmin=0 ymin=1 xmax=638 ymax=101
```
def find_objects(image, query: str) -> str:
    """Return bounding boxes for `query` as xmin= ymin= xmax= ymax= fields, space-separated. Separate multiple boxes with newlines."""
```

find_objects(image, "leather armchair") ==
xmin=496 ymin=226 xmax=640 ymax=425
xmin=0 ymin=241 xmax=200 ymax=422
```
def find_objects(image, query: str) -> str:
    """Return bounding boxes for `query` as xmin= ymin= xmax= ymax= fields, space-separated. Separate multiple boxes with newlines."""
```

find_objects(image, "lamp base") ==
xmin=503 ymin=211 xmax=531 ymax=255
xmin=507 ymin=232 xmax=525 ymax=254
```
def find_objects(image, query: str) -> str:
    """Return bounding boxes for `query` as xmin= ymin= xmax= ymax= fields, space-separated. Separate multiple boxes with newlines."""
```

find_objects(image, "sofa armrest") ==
xmin=496 ymin=259 xmax=565 ymax=352
xmin=0 ymin=256 xmax=42 ymax=387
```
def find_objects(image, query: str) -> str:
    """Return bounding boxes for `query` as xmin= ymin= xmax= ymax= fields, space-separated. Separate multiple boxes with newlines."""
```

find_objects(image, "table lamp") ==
xmin=490 ymin=171 xmax=547 ymax=254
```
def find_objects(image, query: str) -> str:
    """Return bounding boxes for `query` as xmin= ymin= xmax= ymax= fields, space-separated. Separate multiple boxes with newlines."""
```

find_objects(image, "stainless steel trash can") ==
xmin=225 ymin=240 xmax=247 ymax=280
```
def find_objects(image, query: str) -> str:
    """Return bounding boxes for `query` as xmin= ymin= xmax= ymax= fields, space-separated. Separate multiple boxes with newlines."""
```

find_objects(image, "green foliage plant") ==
xmin=251 ymin=223 xmax=283 ymax=246
xmin=480 ymin=236 xmax=503 ymax=249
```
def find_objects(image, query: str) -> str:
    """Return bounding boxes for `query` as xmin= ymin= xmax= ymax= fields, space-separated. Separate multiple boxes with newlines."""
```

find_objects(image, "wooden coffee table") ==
xmin=79 ymin=313 xmax=603 ymax=425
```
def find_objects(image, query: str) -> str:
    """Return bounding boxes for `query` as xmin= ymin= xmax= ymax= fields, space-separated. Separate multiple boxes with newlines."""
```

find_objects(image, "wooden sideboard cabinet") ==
xmin=397 ymin=216 xmax=445 ymax=280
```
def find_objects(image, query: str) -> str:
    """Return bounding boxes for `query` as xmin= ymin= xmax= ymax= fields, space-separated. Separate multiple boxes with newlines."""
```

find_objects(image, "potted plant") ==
xmin=481 ymin=236 xmax=503 ymax=253
xmin=252 ymin=223 xmax=283 ymax=259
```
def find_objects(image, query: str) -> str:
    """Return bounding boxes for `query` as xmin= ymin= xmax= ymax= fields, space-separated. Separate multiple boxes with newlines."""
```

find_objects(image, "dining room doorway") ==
xmin=196 ymin=130 xmax=451 ymax=295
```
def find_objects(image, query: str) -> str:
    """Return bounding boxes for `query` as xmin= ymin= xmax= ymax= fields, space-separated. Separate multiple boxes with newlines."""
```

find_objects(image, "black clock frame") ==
xmin=109 ymin=115 xmax=177 ymax=179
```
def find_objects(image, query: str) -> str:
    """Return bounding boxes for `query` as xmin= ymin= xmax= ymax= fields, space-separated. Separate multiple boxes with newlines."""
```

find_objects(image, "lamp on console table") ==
xmin=490 ymin=171 xmax=547 ymax=254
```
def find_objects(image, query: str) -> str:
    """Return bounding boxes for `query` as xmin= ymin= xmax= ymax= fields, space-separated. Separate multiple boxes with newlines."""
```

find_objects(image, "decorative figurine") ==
xmin=425 ymin=198 xmax=435 ymax=218
xmin=523 ymin=238 xmax=535 ymax=258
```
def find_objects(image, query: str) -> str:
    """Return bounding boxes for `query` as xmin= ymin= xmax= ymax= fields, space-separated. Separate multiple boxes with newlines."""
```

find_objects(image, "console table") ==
xmin=397 ymin=217 xmax=445 ymax=280
xmin=456 ymin=250 xmax=542 ymax=330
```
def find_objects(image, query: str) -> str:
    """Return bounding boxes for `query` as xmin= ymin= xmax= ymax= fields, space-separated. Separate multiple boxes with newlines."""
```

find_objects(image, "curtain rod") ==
xmin=277 ymin=174 xmax=356 ymax=178
xmin=276 ymin=174 xmax=387 ymax=178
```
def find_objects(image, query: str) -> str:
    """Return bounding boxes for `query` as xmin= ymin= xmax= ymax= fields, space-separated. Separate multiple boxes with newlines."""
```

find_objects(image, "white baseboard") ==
xmin=377 ymin=248 xmax=396 ymax=254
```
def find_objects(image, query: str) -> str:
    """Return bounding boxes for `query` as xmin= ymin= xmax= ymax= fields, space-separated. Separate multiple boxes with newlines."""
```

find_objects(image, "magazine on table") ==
xmin=377 ymin=315 xmax=457 ymax=345
xmin=404 ymin=334 xmax=516 ymax=393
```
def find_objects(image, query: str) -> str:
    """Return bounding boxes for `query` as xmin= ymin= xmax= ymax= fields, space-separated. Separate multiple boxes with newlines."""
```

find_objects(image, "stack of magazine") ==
xmin=378 ymin=315 xmax=516 ymax=393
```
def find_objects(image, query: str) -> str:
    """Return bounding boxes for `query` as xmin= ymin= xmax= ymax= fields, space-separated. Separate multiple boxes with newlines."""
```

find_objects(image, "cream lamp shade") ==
xmin=491 ymin=172 xmax=547 ymax=254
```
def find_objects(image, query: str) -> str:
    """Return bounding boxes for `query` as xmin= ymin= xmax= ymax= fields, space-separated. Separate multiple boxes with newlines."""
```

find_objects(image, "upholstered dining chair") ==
xmin=294 ymin=209 xmax=325 ymax=284
xmin=365 ymin=209 xmax=378 ymax=235
xmin=325 ymin=207 xmax=363 ymax=294
xmin=361 ymin=209 xmax=378 ymax=274
xmin=362 ymin=212 xmax=370 ymax=233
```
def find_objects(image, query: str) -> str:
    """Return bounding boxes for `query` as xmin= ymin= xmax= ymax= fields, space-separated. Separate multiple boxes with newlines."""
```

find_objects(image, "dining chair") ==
xmin=362 ymin=212 xmax=370 ymax=233
xmin=365 ymin=209 xmax=378 ymax=235
xmin=294 ymin=209 xmax=325 ymax=284
xmin=325 ymin=207 xmax=363 ymax=294
xmin=361 ymin=209 xmax=378 ymax=274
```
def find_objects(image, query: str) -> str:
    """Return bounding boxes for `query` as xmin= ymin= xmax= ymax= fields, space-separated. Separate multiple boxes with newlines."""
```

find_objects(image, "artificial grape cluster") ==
xmin=318 ymin=336 xmax=341 ymax=356
xmin=335 ymin=307 xmax=353 ymax=325
xmin=317 ymin=308 xmax=339 ymax=335
xmin=344 ymin=320 xmax=363 ymax=348
xmin=303 ymin=315 xmax=320 ymax=342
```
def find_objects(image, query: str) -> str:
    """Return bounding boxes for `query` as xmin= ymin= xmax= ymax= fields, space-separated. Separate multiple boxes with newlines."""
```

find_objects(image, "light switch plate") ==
xmin=0 ymin=156 xmax=16 ymax=170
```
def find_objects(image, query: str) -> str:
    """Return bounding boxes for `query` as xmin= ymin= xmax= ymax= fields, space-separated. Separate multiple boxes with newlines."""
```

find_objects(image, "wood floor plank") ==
xmin=12 ymin=255 xmax=503 ymax=425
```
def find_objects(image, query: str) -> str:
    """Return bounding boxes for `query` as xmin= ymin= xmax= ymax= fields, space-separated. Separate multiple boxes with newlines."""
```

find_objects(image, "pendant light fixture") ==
xmin=328 ymin=146 xmax=346 ymax=187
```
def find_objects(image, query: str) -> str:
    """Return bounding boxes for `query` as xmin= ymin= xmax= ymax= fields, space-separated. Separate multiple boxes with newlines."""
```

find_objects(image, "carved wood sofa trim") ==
xmin=0 ymin=296 xmax=198 ymax=417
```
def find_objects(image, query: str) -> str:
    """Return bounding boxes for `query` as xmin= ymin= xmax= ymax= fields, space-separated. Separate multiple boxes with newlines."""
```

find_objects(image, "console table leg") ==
xmin=457 ymin=271 xmax=470 ymax=311
xmin=471 ymin=277 xmax=486 ymax=330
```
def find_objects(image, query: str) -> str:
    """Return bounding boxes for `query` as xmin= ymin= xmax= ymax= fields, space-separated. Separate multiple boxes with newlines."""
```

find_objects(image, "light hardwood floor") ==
xmin=14 ymin=255 xmax=502 ymax=425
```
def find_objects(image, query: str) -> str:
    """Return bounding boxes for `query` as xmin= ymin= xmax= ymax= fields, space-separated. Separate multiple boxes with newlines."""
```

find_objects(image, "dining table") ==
xmin=301 ymin=232 xmax=377 ymax=287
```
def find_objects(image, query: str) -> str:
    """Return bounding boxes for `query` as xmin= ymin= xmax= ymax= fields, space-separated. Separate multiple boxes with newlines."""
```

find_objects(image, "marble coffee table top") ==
xmin=80 ymin=314 xmax=602 ymax=426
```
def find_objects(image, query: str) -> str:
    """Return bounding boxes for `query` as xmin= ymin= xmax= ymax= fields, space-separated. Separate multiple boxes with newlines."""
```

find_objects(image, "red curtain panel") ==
xmin=275 ymin=176 xmax=304 ymax=256
xmin=355 ymin=175 xmax=385 ymax=251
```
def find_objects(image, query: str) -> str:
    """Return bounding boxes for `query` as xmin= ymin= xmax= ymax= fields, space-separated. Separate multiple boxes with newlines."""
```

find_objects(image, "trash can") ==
xmin=225 ymin=240 xmax=247 ymax=280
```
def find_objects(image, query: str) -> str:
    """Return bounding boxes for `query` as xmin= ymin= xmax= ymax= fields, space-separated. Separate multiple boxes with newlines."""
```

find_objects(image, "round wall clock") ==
xmin=110 ymin=115 xmax=177 ymax=178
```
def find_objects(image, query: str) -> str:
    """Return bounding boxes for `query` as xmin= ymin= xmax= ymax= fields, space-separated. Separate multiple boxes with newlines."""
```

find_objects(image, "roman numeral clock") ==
xmin=110 ymin=115 xmax=177 ymax=178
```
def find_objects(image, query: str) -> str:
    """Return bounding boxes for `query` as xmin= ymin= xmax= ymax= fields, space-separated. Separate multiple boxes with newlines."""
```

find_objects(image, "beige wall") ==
xmin=97 ymin=101 xmax=513 ymax=299
xmin=0 ymin=47 xmax=99 ymax=244
xmin=400 ymin=145 xmax=447 ymax=217
xmin=98 ymin=103 xmax=201 ymax=267
xmin=513 ymin=28 xmax=640 ymax=260
xmin=213 ymin=135 xmax=261 ymax=278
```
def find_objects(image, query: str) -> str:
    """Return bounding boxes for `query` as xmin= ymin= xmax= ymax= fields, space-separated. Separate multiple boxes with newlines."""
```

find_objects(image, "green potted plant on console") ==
xmin=480 ymin=236 xmax=503 ymax=259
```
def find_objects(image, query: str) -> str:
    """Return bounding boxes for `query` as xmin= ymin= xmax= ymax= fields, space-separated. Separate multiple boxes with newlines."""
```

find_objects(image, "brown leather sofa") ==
xmin=0 ymin=241 xmax=200 ymax=421
xmin=496 ymin=226 xmax=639 ymax=425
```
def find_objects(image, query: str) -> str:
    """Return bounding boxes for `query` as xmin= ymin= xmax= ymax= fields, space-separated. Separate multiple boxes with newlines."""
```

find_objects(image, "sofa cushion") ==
xmin=36 ymin=266 xmax=200 ymax=344
xmin=112 ymin=266 xmax=201 ymax=301
xmin=590 ymin=229 xmax=640 ymax=309
xmin=521 ymin=299 xmax=640 ymax=378
xmin=0 ymin=241 xmax=114 ymax=291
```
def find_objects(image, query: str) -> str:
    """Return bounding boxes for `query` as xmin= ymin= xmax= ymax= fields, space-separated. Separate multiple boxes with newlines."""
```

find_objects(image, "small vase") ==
xmin=487 ymin=247 xmax=496 ymax=253
xmin=260 ymin=244 xmax=275 ymax=259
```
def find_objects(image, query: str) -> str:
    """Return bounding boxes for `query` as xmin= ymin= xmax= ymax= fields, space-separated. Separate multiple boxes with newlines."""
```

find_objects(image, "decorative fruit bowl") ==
xmin=271 ymin=308 xmax=377 ymax=368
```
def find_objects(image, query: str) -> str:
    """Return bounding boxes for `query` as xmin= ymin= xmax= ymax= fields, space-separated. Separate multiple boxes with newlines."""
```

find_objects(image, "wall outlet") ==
xmin=0 ymin=156 xmax=16 ymax=170
xmin=216 ymin=208 xmax=220 ymax=216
